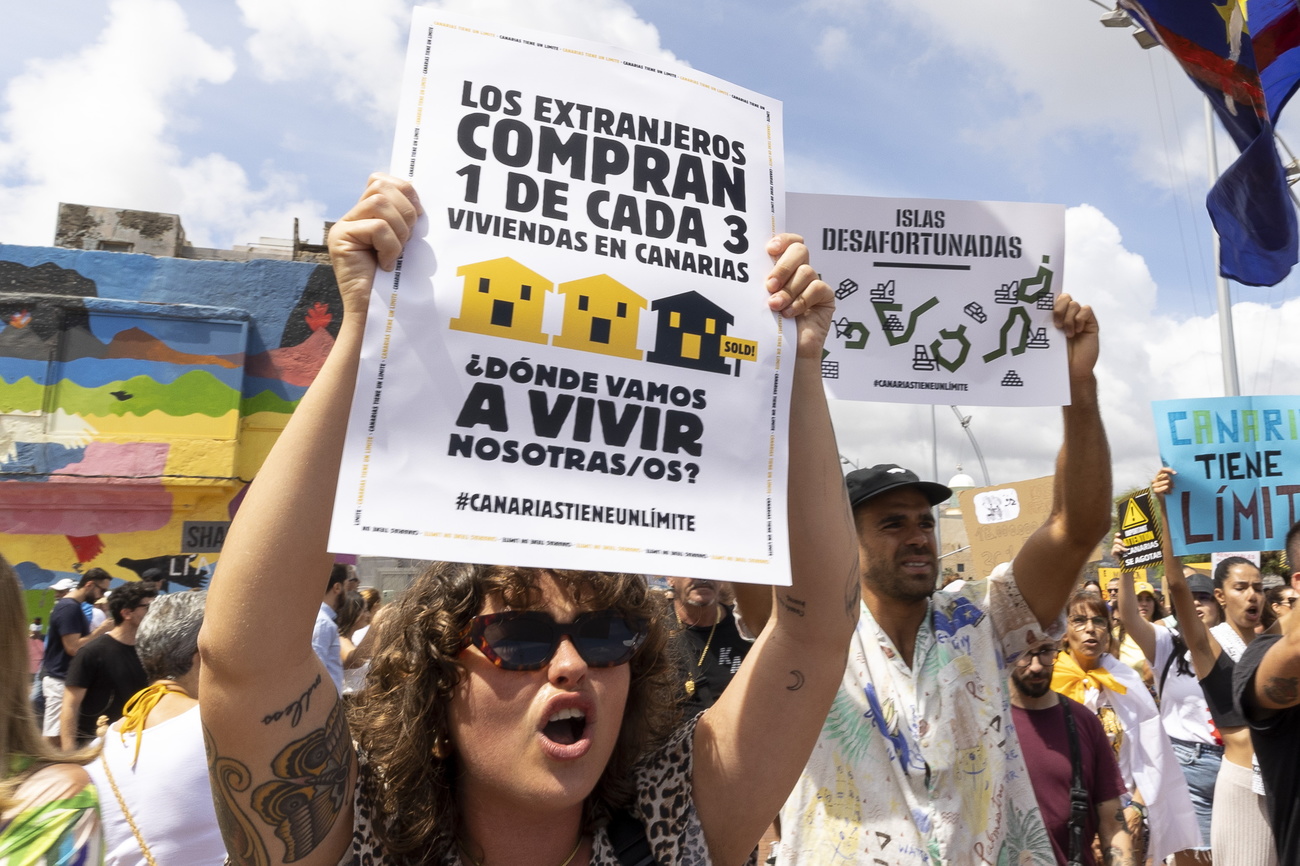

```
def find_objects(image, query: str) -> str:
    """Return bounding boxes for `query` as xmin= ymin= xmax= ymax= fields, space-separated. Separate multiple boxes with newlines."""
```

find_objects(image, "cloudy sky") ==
xmin=2 ymin=0 xmax=1298 ymax=496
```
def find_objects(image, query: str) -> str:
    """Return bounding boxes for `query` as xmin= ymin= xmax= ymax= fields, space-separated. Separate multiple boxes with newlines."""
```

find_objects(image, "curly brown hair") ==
xmin=346 ymin=563 xmax=680 ymax=862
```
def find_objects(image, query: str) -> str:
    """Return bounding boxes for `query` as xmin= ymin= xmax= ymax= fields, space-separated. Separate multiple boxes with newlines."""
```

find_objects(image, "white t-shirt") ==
xmin=86 ymin=705 xmax=226 ymax=866
xmin=1152 ymin=624 xmax=1217 ymax=745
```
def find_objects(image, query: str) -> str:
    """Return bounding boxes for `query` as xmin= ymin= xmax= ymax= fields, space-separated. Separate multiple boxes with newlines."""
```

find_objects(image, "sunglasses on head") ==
xmin=464 ymin=609 xmax=648 ymax=671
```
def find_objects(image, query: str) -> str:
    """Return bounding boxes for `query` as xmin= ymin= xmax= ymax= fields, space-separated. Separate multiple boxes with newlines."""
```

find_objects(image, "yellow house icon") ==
xmin=551 ymin=275 xmax=647 ymax=360
xmin=449 ymin=257 xmax=551 ymax=345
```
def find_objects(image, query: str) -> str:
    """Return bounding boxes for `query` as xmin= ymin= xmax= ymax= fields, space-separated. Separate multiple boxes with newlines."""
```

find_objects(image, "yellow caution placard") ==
xmin=1117 ymin=491 xmax=1161 ymax=570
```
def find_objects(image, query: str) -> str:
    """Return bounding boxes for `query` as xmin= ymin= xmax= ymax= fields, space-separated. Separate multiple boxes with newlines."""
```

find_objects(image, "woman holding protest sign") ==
xmin=1113 ymin=539 xmax=1217 ymax=864
xmin=198 ymin=173 xmax=857 ymax=866
xmin=1150 ymin=468 xmax=1277 ymax=866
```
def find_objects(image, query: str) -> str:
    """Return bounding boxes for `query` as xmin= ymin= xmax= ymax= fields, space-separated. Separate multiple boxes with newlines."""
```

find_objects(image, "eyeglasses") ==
xmin=1014 ymin=647 xmax=1059 ymax=667
xmin=1276 ymin=597 xmax=1299 ymax=609
xmin=464 ymin=609 xmax=647 ymax=671
xmin=1068 ymin=615 xmax=1110 ymax=631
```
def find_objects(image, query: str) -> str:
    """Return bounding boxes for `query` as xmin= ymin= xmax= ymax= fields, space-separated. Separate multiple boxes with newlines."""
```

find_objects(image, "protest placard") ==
xmin=1153 ymin=396 xmax=1300 ymax=554
xmin=1211 ymin=551 xmax=1261 ymax=570
xmin=787 ymin=193 xmax=1068 ymax=406
xmin=328 ymin=10 xmax=790 ymax=582
xmin=959 ymin=475 xmax=1054 ymax=577
xmin=1117 ymin=492 xmax=1162 ymax=570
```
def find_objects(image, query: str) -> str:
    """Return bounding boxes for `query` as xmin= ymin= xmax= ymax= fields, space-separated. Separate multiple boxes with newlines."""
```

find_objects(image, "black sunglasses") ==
xmin=464 ymin=609 xmax=647 ymax=671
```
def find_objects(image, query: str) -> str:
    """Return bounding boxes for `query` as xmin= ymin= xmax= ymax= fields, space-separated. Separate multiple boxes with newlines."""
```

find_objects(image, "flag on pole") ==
xmin=1121 ymin=0 xmax=1299 ymax=287
xmin=1252 ymin=0 xmax=1300 ymax=119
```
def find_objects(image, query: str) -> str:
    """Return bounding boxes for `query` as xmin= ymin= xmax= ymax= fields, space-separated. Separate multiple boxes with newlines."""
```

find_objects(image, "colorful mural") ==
xmin=0 ymin=245 xmax=341 ymax=597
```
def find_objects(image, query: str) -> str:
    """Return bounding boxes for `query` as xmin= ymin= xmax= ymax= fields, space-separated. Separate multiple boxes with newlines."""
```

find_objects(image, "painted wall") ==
xmin=0 ymin=244 xmax=341 ymax=594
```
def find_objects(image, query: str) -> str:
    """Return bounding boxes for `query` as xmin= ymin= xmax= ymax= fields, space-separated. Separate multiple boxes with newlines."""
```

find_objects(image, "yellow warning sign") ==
xmin=1117 ymin=492 xmax=1161 ymax=571
xmin=1122 ymin=498 xmax=1147 ymax=530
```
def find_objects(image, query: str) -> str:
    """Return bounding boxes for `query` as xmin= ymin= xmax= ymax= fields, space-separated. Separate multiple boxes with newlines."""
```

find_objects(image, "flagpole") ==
xmin=1205 ymin=96 xmax=1242 ymax=397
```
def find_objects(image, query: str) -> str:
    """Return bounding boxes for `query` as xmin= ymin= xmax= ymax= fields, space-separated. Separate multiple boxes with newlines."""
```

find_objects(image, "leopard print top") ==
xmin=341 ymin=714 xmax=756 ymax=865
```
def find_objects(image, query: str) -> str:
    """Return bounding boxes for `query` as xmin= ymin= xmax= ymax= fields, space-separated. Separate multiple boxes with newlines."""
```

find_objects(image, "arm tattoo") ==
xmin=778 ymin=594 xmax=807 ymax=617
xmin=1263 ymin=675 xmax=1300 ymax=706
xmin=786 ymin=670 xmax=806 ymax=691
xmin=262 ymin=674 xmax=322 ymax=727
xmin=204 ymin=723 xmax=272 ymax=866
xmin=251 ymin=700 xmax=353 ymax=862
xmin=1112 ymin=808 xmax=1131 ymax=832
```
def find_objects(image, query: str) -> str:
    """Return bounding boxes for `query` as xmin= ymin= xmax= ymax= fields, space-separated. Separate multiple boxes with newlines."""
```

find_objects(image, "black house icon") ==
xmin=646 ymin=291 xmax=734 ymax=375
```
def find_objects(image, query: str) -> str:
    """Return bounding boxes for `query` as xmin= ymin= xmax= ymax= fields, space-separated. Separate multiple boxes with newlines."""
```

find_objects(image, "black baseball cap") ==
xmin=1185 ymin=573 xmax=1214 ymax=596
xmin=845 ymin=464 xmax=951 ymax=510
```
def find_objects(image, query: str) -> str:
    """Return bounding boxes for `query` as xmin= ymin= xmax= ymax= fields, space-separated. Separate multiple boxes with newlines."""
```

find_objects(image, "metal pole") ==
xmin=949 ymin=405 xmax=991 ymax=486
xmin=1205 ymin=96 xmax=1241 ymax=396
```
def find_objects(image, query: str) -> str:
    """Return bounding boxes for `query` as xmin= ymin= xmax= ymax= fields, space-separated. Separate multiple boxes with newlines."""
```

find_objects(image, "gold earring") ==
xmin=432 ymin=735 xmax=451 ymax=759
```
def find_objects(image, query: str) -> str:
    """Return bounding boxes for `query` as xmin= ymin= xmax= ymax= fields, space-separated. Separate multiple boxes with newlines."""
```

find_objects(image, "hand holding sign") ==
xmin=328 ymin=173 xmax=423 ymax=315
xmin=1054 ymin=293 xmax=1099 ymax=382
xmin=765 ymin=234 xmax=835 ymax=360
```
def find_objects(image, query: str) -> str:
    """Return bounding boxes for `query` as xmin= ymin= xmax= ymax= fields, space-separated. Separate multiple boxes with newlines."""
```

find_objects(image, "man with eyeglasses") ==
xmin=60 ymin=581 xmax=156 ymax=749
xmin=1010 ymin=640 xmax=1132 ymax=865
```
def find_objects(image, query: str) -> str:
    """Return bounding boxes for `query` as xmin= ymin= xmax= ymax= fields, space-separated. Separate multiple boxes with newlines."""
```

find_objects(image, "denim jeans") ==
xmin=1171 ymin=737 xmax=1222 ymax=848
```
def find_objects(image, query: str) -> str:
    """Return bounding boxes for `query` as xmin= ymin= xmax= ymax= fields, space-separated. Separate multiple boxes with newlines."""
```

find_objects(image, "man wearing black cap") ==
xmin=768 ymin=293 xmax=1112 ymax=865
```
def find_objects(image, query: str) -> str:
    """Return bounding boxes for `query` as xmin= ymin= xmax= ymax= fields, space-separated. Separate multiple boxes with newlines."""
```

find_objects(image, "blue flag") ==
xmin=1121 ymin=0 xmax=1299 ymax=287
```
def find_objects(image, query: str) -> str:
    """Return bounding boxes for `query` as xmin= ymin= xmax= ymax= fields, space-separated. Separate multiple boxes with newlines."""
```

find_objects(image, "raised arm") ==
xmin=1114 ymin=542 xmax=1157 ymax=664
xmin=1012 ymin=294 xmax=1112 ymax=626
xmin=198 ymin=174 xmax=420 ymax=866
xmin=691 ymin=235 xmax=857 ymax=865
xmin=1150 ymin=468 xmax=1222 ymax=680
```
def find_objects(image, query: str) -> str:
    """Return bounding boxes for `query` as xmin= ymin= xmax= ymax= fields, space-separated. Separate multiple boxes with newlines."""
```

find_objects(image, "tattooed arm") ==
xmin=1096 ymin=798 xmax=1136 ymax=866
xmin=198 ymin=175 xmax=420 ymax=866
xmin=1243 ymin=629 xmax=1300 ymax=717
xmin=690 ymin=236 xmax=857 ymax=866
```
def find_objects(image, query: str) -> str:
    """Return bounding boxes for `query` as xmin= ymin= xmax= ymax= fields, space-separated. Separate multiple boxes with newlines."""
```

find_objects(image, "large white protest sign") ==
xmin=788 ymin=193 xmax=1068 ymax=406
xmin=329 ymin=10 xmax=791 ymax=583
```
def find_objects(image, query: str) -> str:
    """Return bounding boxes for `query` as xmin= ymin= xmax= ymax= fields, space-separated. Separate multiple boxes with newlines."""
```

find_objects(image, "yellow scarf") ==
xmin=1050 ymin=651 xmax=1128 ymax=704
xmin=117 ymin=681 xmax=192 ymax=766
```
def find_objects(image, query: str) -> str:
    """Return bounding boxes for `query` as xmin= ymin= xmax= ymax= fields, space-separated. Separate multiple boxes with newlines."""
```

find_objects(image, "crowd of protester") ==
xmin=6 ymin=176 xmax=1300 ymax=866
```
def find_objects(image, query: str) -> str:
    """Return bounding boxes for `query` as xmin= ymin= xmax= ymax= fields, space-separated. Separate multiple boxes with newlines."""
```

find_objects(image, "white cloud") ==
xmin=815 ymin=26 xmax=851 ymax=69
xmin=237 ymin=0 xmax=410 ymax=119
xmin=0 ymin=0 xmax=326 ymax=249
xmin=236 ymin=0 xmax=679 ymax=125
xmin=805 ymin=0 xmax=1208 ymax=194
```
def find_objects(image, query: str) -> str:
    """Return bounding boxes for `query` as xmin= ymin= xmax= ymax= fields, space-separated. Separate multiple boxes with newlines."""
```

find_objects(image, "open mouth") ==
xmin=542 ymin=707 xmax=587 ymax=747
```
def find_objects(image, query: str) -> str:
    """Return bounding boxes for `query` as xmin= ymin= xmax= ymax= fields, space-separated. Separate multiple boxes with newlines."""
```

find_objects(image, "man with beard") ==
xmin=42 ymin=568 xmax=114 ymax=745
xmin=1010 ymin=639 xmax=1132 ymax=866
xmin=754 ymin=294 xmax=1112 ymax=865
xmin=666 ymin=577 xmax=752 ymax=713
